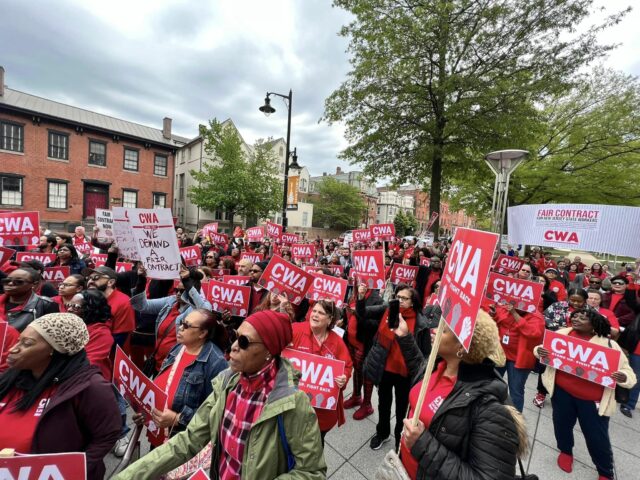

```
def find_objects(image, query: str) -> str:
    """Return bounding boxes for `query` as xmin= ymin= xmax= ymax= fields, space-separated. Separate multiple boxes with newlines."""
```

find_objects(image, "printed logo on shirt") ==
xmin=34 ymin=397 xmax=51 ymax=417
xmin=428 ymin=395 xmax=445 ymax=414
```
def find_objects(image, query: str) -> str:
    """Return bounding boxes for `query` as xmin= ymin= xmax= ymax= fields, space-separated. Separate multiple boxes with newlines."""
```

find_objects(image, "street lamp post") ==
xmin=259 ymin=90 xmax=301 ymax=232
xmin=484 ymin=150 xmax=528 ymax=237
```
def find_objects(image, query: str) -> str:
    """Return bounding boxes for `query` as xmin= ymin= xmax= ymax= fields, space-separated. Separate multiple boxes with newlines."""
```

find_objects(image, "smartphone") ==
xmin=388 ymin=299 xmax=400 ymax=329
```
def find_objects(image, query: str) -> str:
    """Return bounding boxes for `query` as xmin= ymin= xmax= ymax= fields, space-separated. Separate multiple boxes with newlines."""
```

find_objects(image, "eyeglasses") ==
xmin=175 ymin=288 xmax=185 ymax=294
xmin=249 ymin=269 xmax=262 ymax=273
xmin=179 ymin=320 xmax=201 ymax=330
xmin=589 ymin=280 xmax=602 ymax=284
xmin=59 ymin=283 xmax=79 ymax=288
xmin=65 ymin=303 xmax=83 ymax=310
xmin=396 ymin=295 xmax=412 ymax=301
xmin=236 ymin=334 xmax=264 ymax=350
xmin=88 ymin=274 xmax=108 ymax=281
xmin=1 ymin=278 xmax=33 ymax=286
xmin=612 ymin=281 xmax=626 ymax=286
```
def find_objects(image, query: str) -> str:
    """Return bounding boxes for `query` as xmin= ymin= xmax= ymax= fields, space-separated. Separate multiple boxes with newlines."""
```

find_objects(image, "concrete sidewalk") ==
xmin=105 ymin=372 xmax=638 ymax=479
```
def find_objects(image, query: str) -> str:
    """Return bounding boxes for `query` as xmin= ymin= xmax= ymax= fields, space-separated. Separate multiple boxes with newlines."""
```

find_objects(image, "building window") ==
xmin=154 ymin=154 xmax=168 ymax=176
xmin=123 ymin=148 xmax=139 ymax=171
xmin=153 ymin=192 xmax=166 ymax=208
xmin=215 ymin=210 xmax=223 ymax=220
xmin=280 ymin=163 xmax=285 ymax=174
xmin=0 ymin=175 xmax=23 ymax=206
xmin=1 ymin=121 xmax=24 ymax=152
xmin=302 ymin=212 xmax=309 ymax=227
xmin=279 ymin=146 xmax=284 ymax=157
xmin=47 ymin=181 xmax=68 ymax=209
xmin=89 ymin=140 xmax=106 ymax=166
xmin=122 ymin=190 xmax=138 ymax=208
xmin=178 ymin=173 xmax=185 ymax=200
xmin=180 ymin=150 xmax=185 ymax=164
xmin=48 ymin=131 xmax=69 ymax=160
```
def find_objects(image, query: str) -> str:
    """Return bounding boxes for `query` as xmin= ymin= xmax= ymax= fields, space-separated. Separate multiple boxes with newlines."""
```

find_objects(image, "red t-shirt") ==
xmin=0 ymin=322 xmax=20 ymax=372
xmin=150 ymin=350 xmax=198 ymax=447
xmin=85 ymin=323 xmax=114 ymax=380
xmin=494 ymin=308 xmax=520 ymax=362
xmin=0 ymin=386 xmax=57 ymax=453
xmin=596 ymin=308 xmax=619 ymax=330
xmin=51 ymin=295 xmax=67 ymax=313
xmin=422 ymin=271 xmax=442 ymax=308
xmin=609 ymin=293 xmax=623 ymax=312
xmin=554 ymin=331 xmax=604 ymax=402
xmin=107 ymin=289 xmax=136 ymax=334
xmin=155 ymin=305 xmax=180 ymax=371
xmin=401 ymin=361 xmax=457 ymax=478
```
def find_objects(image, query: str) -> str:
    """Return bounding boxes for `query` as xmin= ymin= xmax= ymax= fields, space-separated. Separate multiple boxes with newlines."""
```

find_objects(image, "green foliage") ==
xmin=188 ymin=119 xmax=282 ymax=222
xmin=324 ymin=0 xmax=627 ymax=235
xmin=394 ymin=210 xmax=419 ymax=236
xmin=310 ymin=177 xmax=367 ymax=229
xmin=448 ymin=68 xmax=640 ymax=215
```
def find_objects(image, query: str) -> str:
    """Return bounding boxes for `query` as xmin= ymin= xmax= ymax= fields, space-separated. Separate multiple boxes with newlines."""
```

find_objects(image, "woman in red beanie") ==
xmin=291 ymin=300 xmax=353 ymax=446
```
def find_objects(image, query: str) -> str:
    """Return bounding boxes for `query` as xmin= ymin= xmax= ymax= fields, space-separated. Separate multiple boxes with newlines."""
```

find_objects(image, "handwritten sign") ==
xmin=113 ymin=346 xmax=167 ymax=440
xmin=258 ymin=255 xmax=313 ymax=305
xmin=438 ymin=228 xmax=499 ymax=351
xmin=0 ymin=453 xmax=87 ymax=480
xmin=129 ymin=208 xmax=181 ymax=279
xmin=351 ymin=250 xmax=385 ymax=289
xmin=95 ymin=208 xmax=114 ymax=242
xmin=305 ymin=272 xmax=348 ymax=307
xmin=541 ymin=330 xmax=621 ymax=388
xmin=112 ymin=207 xmax=140 ymax=261
xmin=0 ymin=211 xmax=39 ymax=246
xmin=205 ymin=279 xmax=251 ymax=316
xmin=389 ymin=263 xmax=419 ymax=287
xmin=486 ymin=273 xmax=543 ymax=313
xmin=282 ymin=348 xmax=345 ymax=410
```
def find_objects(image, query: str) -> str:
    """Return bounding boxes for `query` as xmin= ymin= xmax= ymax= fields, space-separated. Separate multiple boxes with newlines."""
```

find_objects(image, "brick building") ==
xmin=0 ymin=66 xmax=187 ymax=232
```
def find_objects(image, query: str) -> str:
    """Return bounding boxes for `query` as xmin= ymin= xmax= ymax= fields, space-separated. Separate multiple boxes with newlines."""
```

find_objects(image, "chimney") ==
xmin=162 ymin=117 xmax=172 ymax=139
xmin=0 ymin=66 xmax=4 ymax=97
xmin=323 ymin=172 xmax=327 ymax=176
xmin=336 ymin=166 xmax=342 ymax=175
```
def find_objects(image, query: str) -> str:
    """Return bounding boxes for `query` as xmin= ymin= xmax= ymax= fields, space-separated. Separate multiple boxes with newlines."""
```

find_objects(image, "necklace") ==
xmin=313 ymin=330 xmax=328 ymax=345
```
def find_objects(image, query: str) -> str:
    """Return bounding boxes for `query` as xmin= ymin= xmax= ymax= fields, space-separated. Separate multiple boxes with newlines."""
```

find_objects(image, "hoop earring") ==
xmin=456 ymin=350 xmax=464 ymax=359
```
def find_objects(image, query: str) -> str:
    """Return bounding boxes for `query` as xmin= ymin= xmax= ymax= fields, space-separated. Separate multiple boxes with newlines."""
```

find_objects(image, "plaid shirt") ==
xmin=219 ymin=360 xmax=277 ymax=480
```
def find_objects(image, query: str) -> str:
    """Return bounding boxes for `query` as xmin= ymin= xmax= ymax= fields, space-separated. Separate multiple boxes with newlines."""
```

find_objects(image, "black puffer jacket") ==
xmin=397 ymin=334 xmax=519 ymax=480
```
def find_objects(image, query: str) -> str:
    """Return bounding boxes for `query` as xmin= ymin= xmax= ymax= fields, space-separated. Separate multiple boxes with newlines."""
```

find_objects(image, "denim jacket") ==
xmin=157 ymin=341 xmax=228 ymax=428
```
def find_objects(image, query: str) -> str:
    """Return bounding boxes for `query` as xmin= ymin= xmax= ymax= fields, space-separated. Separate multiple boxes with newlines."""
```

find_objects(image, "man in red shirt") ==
xmin=84 ymin=266 xmax=135 ymax=351
xmin=536 ymin=252 xmax=557 ymax=273
xmin=544 ymin=268 xmax=567 ymax=301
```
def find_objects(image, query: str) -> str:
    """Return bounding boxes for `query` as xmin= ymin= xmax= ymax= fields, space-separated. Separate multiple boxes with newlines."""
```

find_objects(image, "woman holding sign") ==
xmin=396 ymin=311 xmax=524 ymax=479
xmin=534 ymin=308 xmax=636 ymax=480
xmin=291 ymin=299 xmax=352 ymax=445
xmin=50 ymin=243 xmax=86 ymax=275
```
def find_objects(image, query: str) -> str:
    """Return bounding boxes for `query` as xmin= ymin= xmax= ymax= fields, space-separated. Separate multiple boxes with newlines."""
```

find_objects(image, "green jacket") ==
xmin=115 ymin=358 xmax=327 ymax=480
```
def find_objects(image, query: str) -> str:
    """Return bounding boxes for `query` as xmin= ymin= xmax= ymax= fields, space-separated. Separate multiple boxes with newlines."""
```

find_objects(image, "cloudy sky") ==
xmin=1 ymin=0 xmax=638 ymax=177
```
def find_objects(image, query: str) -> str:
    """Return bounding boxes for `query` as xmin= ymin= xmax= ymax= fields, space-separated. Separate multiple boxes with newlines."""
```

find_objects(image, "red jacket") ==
xmin=493 ymin=306 xmax=545 ymax=370
xmin=291 ymin=321 xmax=353 ymax=432
xmin=0 ymin=322 xmax=19 ymax=372
xmin=85 ymin=323 xmax=114 ymax=380
xmin=106 ymin=289 xmax=135 ymax=334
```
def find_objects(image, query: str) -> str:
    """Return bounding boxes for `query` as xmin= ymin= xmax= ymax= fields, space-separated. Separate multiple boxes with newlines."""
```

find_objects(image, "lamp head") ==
xmin=289 ymin=148 xmax=301 ymax=171
xmin=259 ymin=95 xmax=276 ymax=116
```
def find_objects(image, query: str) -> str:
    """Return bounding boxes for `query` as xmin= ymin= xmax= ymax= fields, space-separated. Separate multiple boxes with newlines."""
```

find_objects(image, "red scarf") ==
xmin=377 ymin=307 xmax=417 ymax=376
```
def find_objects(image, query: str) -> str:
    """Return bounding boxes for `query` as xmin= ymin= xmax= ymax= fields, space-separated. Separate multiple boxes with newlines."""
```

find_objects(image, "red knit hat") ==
xmin=244 ymin=310 xmax=292 ymax=356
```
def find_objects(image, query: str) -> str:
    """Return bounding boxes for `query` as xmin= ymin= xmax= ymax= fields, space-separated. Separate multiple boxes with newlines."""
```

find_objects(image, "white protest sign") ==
xmin=129 ymin=208 xmax=181 ymax=279
xmin=95 ymin=209 xmax=114 ymax=242
xmin=112 ymin=207 xmax=140 ymax=261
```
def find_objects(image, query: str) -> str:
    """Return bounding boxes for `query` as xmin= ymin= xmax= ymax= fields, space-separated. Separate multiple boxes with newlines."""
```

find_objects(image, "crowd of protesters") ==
xmin=0 ymin=223 xmax=639 ymax=480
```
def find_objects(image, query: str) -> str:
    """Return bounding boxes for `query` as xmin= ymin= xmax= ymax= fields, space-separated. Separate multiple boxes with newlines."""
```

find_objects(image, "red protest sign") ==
xmin=281 ymin=233 xmax=299 ymax=244
xmin=74 ymin=241 xmax=92 ymax=256
xmin=419 ymin=256 xmax=430 ymax=267
xmin=0 ymin=246 xmax=15 ymax=267
xmin=541 ymin=330 xmax=621 ymax=388
xmin=223 ymin=275 xmax=250 ymax=286
xmin=15 ymin=252 xmax=56 ymax=266
xmin=90 ymin=253 xmax=108 ymax=266
xmin=210 ymin=232 xmax=228 ymax=245
xmin=42 ymin=266 xmax=70 ymax=288
xmin=180 ymin=245 xmax=202 ymax=267
xmin=486 ymin=272 xmax=543 ymax=313
xmin=282 ymin=348 xmax=345 ymax=410
xmin=353 ymin=229 xmax=371 ymax=243
xmin=188 ymin=469 xmax=211 ymax=480
xmin=202 ymin=222 xmax=218 ymax=241
xmin=306 ymin=272 xmax=348 ymax=307
xmin=493 ymin=254 xmax=526 ymax=275
xmin=291 ymin=243 xmax=314 ymax=260
xmin=206 ymin=279 xmax=251 ymax=316
xmin=115 ymin=262 xmax=133 ymax=273
xmin=369 ymin=223 xmax=395 ymax=241
xmin=427 ymin=211 xmax=439 ymax=230
xmin=351 ymin=250 xmax=385 ymax=289
xmin=0 ymin=452 xmax=87 ymax=479
xmin=246 ymin=226 xmax=264 ymax=243
xmin=240 ymin=252 xmax=264 ymax=264
xmin=207 ymin=268 xmax=228 ymax=281
xmin=327 ymin=264 xmax=344 ymax=276
xmin=266 ymin=221 xmax=283 ymax=240
xmin=258 ymin=255 xmax=313 ymax=304
xmin=0 ymin=322 xmax=7 ymax=364
xmin=438 ymin=228 xmax=499 ymax=351
xmin=389 ymin=263 xmax=419 ymax=287
xmin=0 ymin=211 xmax=40 ymax=246
xmin=113 ymin=346 xmax=167 ymax=440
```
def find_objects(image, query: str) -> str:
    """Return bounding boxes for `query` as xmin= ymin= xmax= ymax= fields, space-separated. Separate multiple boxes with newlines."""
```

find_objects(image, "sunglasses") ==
xmin=88 ymin=274 xmax=108 ymax=281
xmin=249 ymin=269 xmax=262 ymax=273
xmin=1 ymin=278 xmax=33 ymax=286
xmin=589 ymin=280 xmax=602 ymax=284
xmin=396 ymin=294 xmax=412 ymax=301
xmin=612 ymin=281 xmax=626 ymax=286
xmin=65 ymin=303 xmax=83 ymax=310
xmin=236 ymin=334 xmax=264 ymax=350
xmin=175 ymin=288 xmax=186 ymax=294
xmin=179 ymin=320 xmax=201 ymax=330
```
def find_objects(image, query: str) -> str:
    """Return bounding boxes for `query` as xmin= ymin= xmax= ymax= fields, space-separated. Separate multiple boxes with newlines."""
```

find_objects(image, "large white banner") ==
xmin=129 ymin=208 xmax=181 ymax=279
xmin=508 ymin=204 xmax=640 ymax=256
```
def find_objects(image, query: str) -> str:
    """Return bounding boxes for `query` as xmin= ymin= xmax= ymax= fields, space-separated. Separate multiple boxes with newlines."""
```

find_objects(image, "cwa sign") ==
xmin=485 ymin=272 xmax=542 ymax=313
xmin=438 ymin=228 xmax=499 ymax=351
xmin=258 ymin=255 xmax=313 ymax=304
xmin=0 ymin=453 xmax=87 ymax=480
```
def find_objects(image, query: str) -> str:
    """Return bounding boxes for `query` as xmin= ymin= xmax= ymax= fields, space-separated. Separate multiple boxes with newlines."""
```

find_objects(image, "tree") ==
xmin=394 ymin=209 xmax=408 ymax=236
xmin=405 ymin=211 xmax=419 ymax=236
xmin=448 ymin=68 xmax=640 ymax=217
xmin=324 ymin=0 xmax=627 ymax=237
xmin=310 ymin=177 xmax=367 ymax=229
xmin=188 ymin=119 xmax=282 ymax=226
